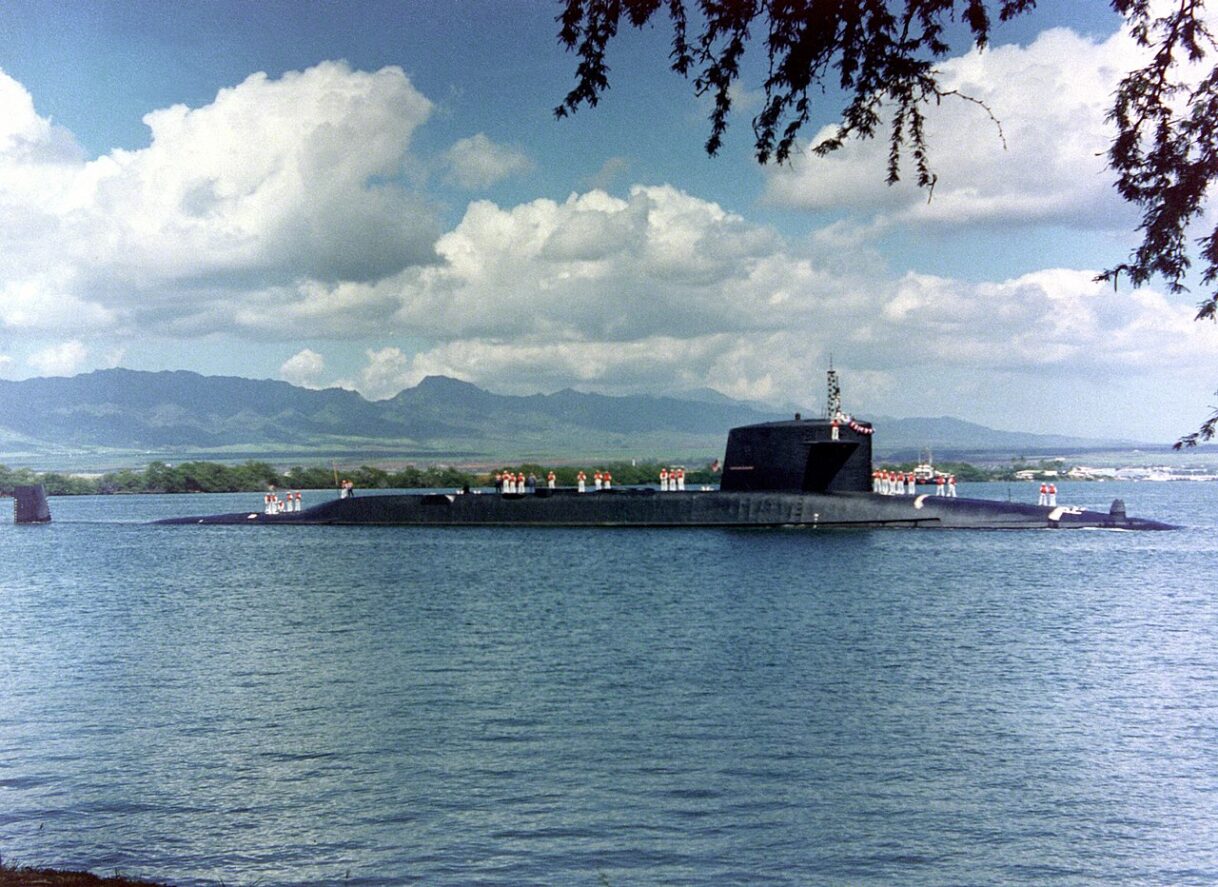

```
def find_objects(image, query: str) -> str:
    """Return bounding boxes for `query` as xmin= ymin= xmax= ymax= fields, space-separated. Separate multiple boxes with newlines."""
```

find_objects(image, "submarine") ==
xmin=156 ymin=372 xmax=1175 ymax=531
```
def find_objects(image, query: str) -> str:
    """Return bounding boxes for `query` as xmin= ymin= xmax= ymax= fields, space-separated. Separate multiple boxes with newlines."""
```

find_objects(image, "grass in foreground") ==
xmin=0 ymin=864 xmax=170 ymax=886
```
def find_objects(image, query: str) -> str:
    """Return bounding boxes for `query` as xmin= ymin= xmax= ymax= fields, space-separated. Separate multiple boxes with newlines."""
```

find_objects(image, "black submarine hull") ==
xmin=155 ymin=488 xmax=1175 ymax=530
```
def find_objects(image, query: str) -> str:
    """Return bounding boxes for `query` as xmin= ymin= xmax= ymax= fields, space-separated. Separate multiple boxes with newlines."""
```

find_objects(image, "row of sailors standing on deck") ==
xmin=1038 ymin=483 xmax=1058 ymax=506
xmin=264 ymin=491 xmax=302 ymax=514
xmin=872 ymin=470 xmax=915 ymax=496
xmin=495 ymin=470 xmax=614 ymax=493
xmin=659 ymin=467 xmax=686 ymax=491
xmin=572 ymin=470 xmax=611 ymax=492
xmin=872 ymin=470 xmax=957 ymax=497
xmin=497 ymin=472 xmax=537 ymax=493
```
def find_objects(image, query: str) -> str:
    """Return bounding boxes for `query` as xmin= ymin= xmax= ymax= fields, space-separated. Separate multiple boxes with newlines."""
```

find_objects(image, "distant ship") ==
xmin=154 ymin=371 xmax=1175 ymax=531
xmin=913 ymin=449 xmax=937 ymax=484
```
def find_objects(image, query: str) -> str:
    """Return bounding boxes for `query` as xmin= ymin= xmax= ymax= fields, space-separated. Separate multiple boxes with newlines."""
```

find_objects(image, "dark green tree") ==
xmin=556 ymin=0 xmax=1218 ymax=444
xmin=1098 ymin=0 xmax=1218 ymax=446
xmin=556 ymin=0 xmax=1034 ymax=175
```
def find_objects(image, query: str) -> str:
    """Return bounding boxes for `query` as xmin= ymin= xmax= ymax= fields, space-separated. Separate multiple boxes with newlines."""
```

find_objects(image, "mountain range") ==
xmin=0 ymin=368 xmax=1153 ymax=467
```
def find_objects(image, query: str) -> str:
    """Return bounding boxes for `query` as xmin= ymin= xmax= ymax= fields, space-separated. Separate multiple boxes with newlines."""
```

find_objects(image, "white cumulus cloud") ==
xmin=763 ymin=26 xmax=1142 ymax=230
xmin=443 ymin=133 xmax=530 ymax=189
xmin=279 ymin=348 xmax=327 ymax=388
xmin=28 ymin=340 xmax=88 ymax=376
xmin=0 ymin=61 xmax=443 ymax=343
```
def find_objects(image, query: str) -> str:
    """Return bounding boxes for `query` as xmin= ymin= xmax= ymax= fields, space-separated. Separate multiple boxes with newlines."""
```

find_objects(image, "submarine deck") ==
xmin=155 ymin=488 xmax=1175 ymax=530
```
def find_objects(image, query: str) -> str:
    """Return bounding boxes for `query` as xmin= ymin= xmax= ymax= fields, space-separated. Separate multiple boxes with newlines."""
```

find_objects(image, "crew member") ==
xmin=907 ymin=472 xmax=916 ymax=494
xmin=660 ymin=468 xmax=669 ymax=491
xmin=547 ymin=471 xmax=556 ymax=490
xmin=947 ymin=475 xmax=957 ymax=498
xmin=604 ymin=471 xmax=612 ymax=490
xmin=677 ymin=468 xmax=685 ymax=491
xmin=1038 ymin=482 xmax=1048 ymax=506
xmin=935 ymin=474 xmax=945 ymax=496
xmin=831 ymin=418 xmax=840 ymax=441
xmin=1048 ymin=483 xmax=1057 ymax=507
xmin=577 ymin=470 xmax=587 ymax=493
xmin=594 ymin=471 xmax=603 ymax=491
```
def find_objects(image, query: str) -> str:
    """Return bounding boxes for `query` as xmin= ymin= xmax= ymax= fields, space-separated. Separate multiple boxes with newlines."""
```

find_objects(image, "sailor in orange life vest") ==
xmin=935 ymin=474 xmax=946 ymax=496
xmin=604 ymin=471 xmax=613 ymax=490
xmin=660 ymin=467 xmax=669 ymax=491
xmin=1048 ymin=483 xmax=1057 ymax=507
xmin=831 ymin=418 xmax=839 ymax=441
xmin=907 ymin=471 xmax=916 ymax=495
xmin=577 ymin=470 xmax=587 ymax=493
xmin=947 ymin=475 xmax=957 ymax=498
xmin=594 ymin=471 xmax=603 ymax=490
xmin=547 ymin=471 xmax=556 ymax=490
xmin=1039 ymin=483 xmax=1049 ymax=506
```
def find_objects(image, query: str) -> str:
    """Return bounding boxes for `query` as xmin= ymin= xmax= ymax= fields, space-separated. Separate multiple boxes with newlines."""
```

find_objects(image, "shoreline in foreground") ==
xmin=0 ymin=865 xmax=171 ymax=886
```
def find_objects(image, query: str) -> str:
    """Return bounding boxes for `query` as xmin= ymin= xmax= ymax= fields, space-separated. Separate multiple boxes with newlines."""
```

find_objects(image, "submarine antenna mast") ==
xmin=826 ymin=361 xmax=842 ymax=421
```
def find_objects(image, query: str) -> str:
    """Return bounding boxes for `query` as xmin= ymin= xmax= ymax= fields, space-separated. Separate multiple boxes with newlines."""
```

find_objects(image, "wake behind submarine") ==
xmin=157 ymin=372 xmax=1175 ymax=531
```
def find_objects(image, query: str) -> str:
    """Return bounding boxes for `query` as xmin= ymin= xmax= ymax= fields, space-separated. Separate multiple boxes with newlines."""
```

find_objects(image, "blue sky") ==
xmin=0 ymin=0 xmax=1215 ymax=441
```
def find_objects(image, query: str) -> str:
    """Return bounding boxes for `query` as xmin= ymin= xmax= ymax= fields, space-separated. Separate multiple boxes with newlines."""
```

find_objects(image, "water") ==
xmin=1 ymin=483 xmax=1216 ymax=885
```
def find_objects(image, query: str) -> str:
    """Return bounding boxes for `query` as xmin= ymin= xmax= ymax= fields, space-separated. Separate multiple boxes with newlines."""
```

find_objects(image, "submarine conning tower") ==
xmin=719 ymin=415 xmax=874 ymax=493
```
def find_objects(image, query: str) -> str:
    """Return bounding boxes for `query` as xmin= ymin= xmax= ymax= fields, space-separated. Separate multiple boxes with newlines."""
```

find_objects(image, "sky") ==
xmin=1 ymin=0 xmax=1216 ymax=442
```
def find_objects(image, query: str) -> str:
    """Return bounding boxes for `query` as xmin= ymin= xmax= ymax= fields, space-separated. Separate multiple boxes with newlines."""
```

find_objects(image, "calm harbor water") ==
xmin=1 ymin=482 xmax=1216 ymax=885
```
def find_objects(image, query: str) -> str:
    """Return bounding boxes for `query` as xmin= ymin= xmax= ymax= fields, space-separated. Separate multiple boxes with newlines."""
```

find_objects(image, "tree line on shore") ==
xmin=0 ymin=459 xmax=723 ymax=497
xmin=0 ymin=457 xmax=1077 ymax=498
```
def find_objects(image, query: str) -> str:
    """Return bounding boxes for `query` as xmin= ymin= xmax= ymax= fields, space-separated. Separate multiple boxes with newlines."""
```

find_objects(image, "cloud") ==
xmin=0 ymin=61 xmax=442 ymax=340
xmin=28 ymin=340 xmax=88 ymax=376
xmin=84 ymin=61 xmax=440 ymax=284
xmin=226 ymin=176 xmax=1217 ymax=413
xmin=0 ymin=272 xmax=115 ymax=331
xmin=443 ymin=133 xmax=530 ymax=189
xmin=279 ymin=348 xmax=327 ymax=388
xmin=584 ymin=156 xmax=631 ymax=191
xmin=2 ymin=47 xmax=1213 ymax=436
xmin=763 ymin=26 xmax=1142 ymax=230
xmin=349 ymin=346 xmax=418 ymax=400
xmin=257 ymin=185 xmax=789 ymax=343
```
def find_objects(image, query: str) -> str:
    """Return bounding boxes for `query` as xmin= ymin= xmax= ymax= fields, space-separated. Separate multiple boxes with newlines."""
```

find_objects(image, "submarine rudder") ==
xmin=13 ymin=484 xmax=51 ymax=523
